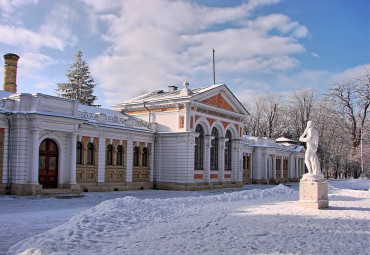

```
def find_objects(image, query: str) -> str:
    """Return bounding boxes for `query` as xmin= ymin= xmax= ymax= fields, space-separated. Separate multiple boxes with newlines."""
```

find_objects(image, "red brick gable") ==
xmin=201 ymin=93 xmax=235 ymax=112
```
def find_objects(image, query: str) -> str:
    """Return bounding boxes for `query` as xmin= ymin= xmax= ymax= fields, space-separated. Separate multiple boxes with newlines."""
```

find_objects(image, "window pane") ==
xmin=142 ymin=148 xmax=148 ymax=167
xmin=133 ymin=147 xmax=139 ymax=166
xmin=194 ymin=124 xmax=204 ymax=170
xmin=49 ymin=156 xmax=57 ymax=170
xmin=116 ymin=145 xmax=123 ymax=166
xmin=87 ymin=143 xmax=94 ymax=165
xmin=76 ymin=142 xmax=82 ymax=164
xmin=39 ymin=156 xmax=46 ymax=170
xmin=39 ymin=140 xmax=47 ymax=151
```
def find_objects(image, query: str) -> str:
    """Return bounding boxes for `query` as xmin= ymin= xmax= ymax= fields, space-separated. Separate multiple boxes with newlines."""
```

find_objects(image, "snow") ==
xmin=1 ymin=180 xmax=369 ymax=255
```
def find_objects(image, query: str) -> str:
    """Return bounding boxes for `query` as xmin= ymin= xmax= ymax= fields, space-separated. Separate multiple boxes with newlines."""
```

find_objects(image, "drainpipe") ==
xmin=6 ymin=113 xmax=12 ymax=193
xmin=143 ymin=102 xmax=151 ymax=123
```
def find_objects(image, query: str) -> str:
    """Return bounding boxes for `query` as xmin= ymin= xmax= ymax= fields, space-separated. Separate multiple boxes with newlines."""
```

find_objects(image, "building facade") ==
xmin=0 ymin=54 xmax=304 ymax=195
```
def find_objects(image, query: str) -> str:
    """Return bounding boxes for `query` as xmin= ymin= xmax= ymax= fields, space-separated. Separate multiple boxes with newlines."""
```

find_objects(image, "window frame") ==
xmin=225 ymin=130 xmax=232 ymax=170
xmin=194 ymin=124 xmax=204 ymax=170
xmin=106 ymin=144 xmax=113 ymax=165
xmin=210 ymin=127 xmax=219 ymax=170
xmin=142 ymin=147 xmax=148 ymax=167
xmin=76 ymin=142 xmax=82 ymax=164
xmin=116 ymin=145 xmax=124 ymax=166
xmin=86 ymin=143 xmax=94 ymax=165
xmin=133 ymin=147 xmax=139 ymax=167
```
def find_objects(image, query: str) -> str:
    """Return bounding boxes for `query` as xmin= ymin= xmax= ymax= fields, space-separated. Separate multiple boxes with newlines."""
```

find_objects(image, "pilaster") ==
xmin=69 ymin=133 xmax=77 ymax=184
xmin=97 ymin=135 xmax=105 ymax=183
xmin=29 ymin=129 xmax=40 ymax=184
xmin=126 ymin=136 xmax=133 ymax=183
xmin=219 ymin=137 xmax=225 ymax=182
xmin=204 ymin=135 xmax=212 ymax=183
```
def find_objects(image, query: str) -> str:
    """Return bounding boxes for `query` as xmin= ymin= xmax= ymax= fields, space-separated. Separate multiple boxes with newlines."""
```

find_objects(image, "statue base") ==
xmin=299 ymin=174 xmax=329 ymax=209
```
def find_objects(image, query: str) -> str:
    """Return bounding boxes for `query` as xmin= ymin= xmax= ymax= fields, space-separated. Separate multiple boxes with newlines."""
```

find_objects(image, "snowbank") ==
xmin=328 ymin=178 xmax=369 ymax=191
xmin=9 ymin=185 xmax=297 ymax=255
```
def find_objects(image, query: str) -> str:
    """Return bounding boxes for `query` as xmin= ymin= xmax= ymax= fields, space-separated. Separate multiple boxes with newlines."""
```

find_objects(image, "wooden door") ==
xmin=39 ymin=139 xmax=58 ymax=188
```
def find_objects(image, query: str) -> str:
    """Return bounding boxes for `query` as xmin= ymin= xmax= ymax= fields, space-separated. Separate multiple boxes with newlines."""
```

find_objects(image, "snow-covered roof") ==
xmin=119 ymin=84 xmax=222 ymax=105
xmin=243 ymin=135 xmax=303 ymax=153
xmin=0 ymin=90 xmax=14 ymax=99
xmin=276 ymin=137 xmax=297 ymax=144
xmin=114 ymin=83 xmax=249 ymax=117
xmin=77 ymin=104 xmax=153 ymax=131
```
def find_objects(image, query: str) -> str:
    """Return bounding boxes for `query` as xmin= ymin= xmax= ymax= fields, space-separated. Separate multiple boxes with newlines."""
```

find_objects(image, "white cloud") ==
xmin=85 ymin=0 xmax=308 ymax=105
xmin=0 ymin=24 xmax=65 ymax=50
xmin=18 ymin=52 xmax=58 ymax=74
xmin=271 ymin=64 xmax=370 ymax=97
xmin=276 ymin=69 xmax=331 ymax=92
xmin=249 ymin=14 xmax=308 ymax=38
xmin=40 ymin=3 xmax=78 ymax=48
xmin=330 ymin=64 xmax=370 ymax=82
xmin=0 ymin=0 xmax=38 ymax=13
xmin=312 ymin=53 xmax=320 ymax=58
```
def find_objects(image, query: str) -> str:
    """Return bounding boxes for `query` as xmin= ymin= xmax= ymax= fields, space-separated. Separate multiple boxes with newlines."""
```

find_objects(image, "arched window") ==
xmin=76 ymin=142 xmax=82 ymax=164
xmin=116 ymin=145 xmax=124 ymax=166
xmin=194 ymin=124 xmax=204 ymax=170
xmin=142 ymin=147 xmax=148 ymax=167
xmin=225 ymin=130 xmax=232 ymax=170
xmin=210 ymin=127 xmax=219 ymax=170
xmin=87 ymin=143 xmax=94 ymax=165
xmin=106 ymin=145 xmax=113 ymax=165
xmin=133 ymin=147 xmax=139 ymax=166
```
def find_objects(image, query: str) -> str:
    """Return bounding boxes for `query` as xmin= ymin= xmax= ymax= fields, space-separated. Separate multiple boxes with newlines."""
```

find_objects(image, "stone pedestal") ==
xmin=299 ymin=174 xmax=329 ymax=209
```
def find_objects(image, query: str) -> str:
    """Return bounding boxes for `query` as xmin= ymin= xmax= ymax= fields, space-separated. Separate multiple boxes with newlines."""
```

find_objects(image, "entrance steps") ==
xmin=41 ymin=189 xmax=83 ymax=199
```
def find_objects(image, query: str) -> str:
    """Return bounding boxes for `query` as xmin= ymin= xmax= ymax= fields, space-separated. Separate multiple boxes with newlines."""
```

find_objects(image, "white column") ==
xmin=294 ymin=158 xmax=299 ymax=178
xmin=97 ymin=136 xmax=105 ymax=183
xmin=280 ymin=157 xmax=284 ymax=179
xmin=69 ymin=133 xmax=77 ymax=184
xmin=264 ymin=155 xmax=268 ymax=180
xmin=204 ymin=135 xmax=212 ymax=183
xmin=126 ymin=137 xmax=133 ymax=183
xmin=232 ymin=139 xmax=242 ymax=183
xmin=219 ymin=138 xmax=225 ymax=182
xmin=30 ymin=129 xmax=40 ymax=184
xmin=272 ymin=155 xmax=276 ymax=179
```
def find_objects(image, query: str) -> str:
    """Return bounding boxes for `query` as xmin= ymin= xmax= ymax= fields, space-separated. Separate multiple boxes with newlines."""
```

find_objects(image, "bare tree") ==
xmin=285 ymin=88 xmax=317 ymax=140
xmin=244 ymin=93 xmax=282 ymax=138
xmin=325 ymin=73 xmax=369 ymax=150
xmin=263 ymin=94 xmax=282 ymax=138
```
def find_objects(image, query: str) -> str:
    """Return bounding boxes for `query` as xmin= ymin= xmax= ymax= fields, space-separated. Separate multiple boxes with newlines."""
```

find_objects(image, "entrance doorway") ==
xmin=39 ymin=139 xmax=58 ymax=188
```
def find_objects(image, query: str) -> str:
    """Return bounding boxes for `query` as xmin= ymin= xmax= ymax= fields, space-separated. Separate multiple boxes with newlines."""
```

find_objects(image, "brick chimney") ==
xmin=3 ymin=53 xmax=20 ymax=93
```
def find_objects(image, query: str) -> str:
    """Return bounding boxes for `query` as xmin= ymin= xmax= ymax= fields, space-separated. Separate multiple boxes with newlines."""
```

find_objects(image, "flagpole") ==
xmin=212 ymin=48 xmax=215 ymax=85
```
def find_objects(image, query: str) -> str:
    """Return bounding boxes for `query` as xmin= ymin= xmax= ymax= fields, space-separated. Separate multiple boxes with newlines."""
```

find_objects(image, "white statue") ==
xmin=299 ymin=121 xmax=321 ymax=175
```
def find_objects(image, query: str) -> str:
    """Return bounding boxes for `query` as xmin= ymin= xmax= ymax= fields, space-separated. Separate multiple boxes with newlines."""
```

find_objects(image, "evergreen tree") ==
xmin=56 ymin=50 xmax=98 ymax=106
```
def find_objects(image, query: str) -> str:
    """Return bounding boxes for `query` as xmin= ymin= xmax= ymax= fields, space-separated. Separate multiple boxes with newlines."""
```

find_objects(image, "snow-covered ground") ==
xmin=1 ymin=179 xmax=369 ymax=255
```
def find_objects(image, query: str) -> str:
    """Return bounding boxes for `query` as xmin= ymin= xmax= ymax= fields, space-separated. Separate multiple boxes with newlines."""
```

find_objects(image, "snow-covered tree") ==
xmin=56 ymin=50 xmax=98 ymax=106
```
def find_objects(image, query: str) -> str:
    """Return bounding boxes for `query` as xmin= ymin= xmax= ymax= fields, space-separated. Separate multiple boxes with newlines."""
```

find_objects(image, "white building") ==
xmin=0 ymin=54 xmax=304 ymax=195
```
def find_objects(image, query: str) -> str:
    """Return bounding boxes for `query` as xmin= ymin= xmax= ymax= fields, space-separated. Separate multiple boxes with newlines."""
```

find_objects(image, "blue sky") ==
xmin=0 ymin=0 xmax=368 ymax=108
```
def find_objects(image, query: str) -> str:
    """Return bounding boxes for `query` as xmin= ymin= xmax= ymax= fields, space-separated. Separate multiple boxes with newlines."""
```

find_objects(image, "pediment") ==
xmin=190 ymin=84 xmax=249 ymax=116
xmin=200 ymin=93 xmax=236 ymax=113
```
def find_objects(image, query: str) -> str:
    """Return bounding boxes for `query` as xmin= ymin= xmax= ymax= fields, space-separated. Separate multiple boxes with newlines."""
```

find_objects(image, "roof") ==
xmin=115 ymin=83 xmax=249 ymax=116
xmin=119 ymin=84 xmax=220 ymax=104
xmin=0 ymin=90 xmax=15 ymax=99
xmin=276 ymin=137 xmax=298 ymax=144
